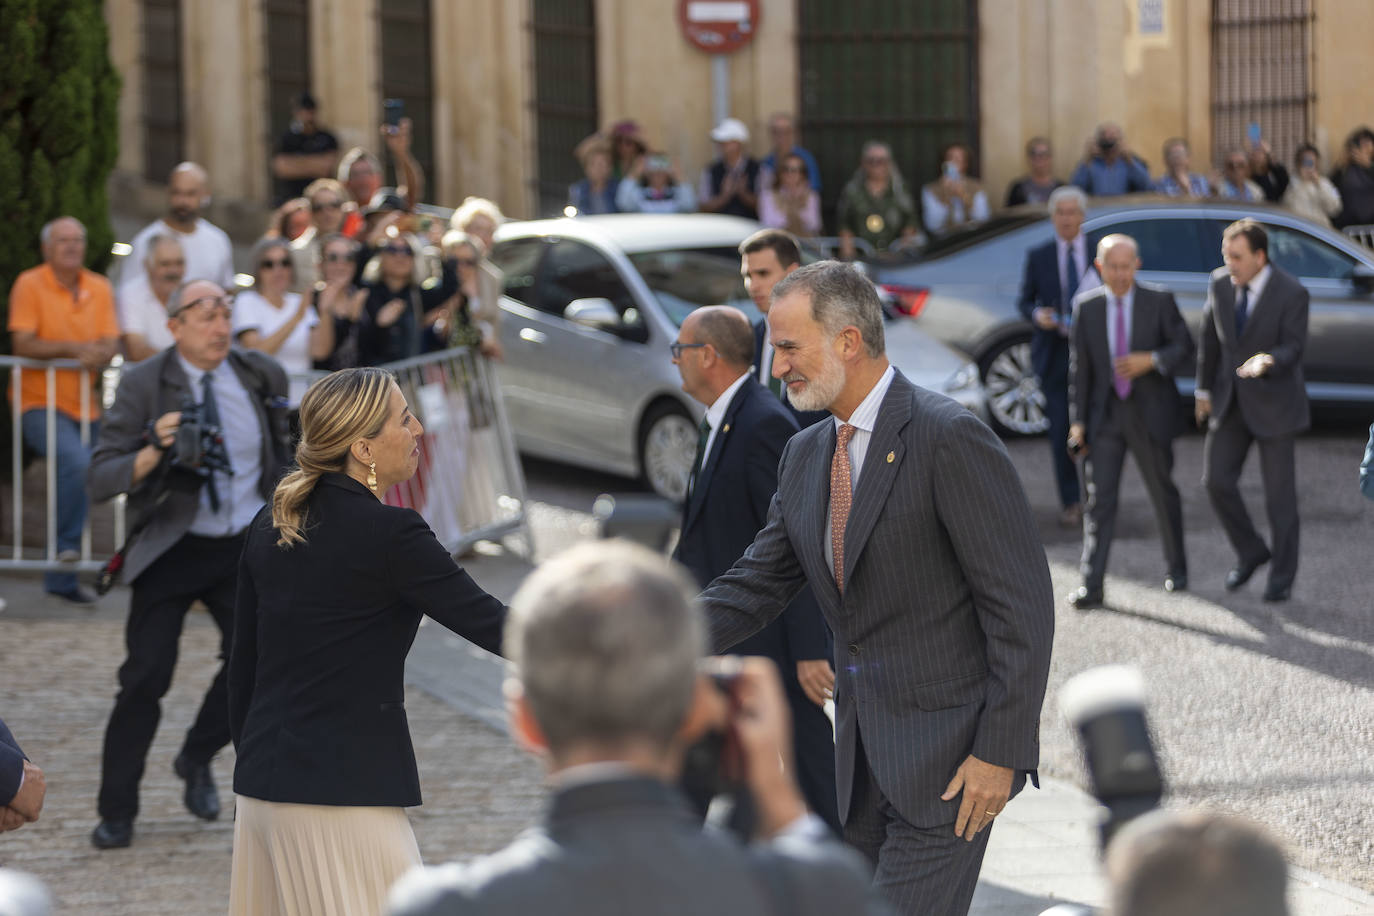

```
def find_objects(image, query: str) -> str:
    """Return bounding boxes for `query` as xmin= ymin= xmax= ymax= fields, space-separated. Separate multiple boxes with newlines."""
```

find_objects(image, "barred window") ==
xmin=1211 ymin=0 xmax=1314 ymax=167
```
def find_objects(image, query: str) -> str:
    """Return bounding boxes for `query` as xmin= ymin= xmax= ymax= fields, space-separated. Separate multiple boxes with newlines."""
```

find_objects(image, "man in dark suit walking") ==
xmin=1018 ymin=186 xmax=1099 ymax=527
xmin=86 ymin=278 xmax=291 ymax=848
xmin=387 ymin=541 xmax=889 ymax=916
xmin=699 ymin=262 xmax=1055 ymax=915
xmin=1196 ymin=219 xmax=1310 ymax=602
xmin=1066 ymin=235 xmax=1195 ymax=608
xmin=670 ymin=305 xmax=839 ymax=833
xmin=740 ymin=228 xmax=829 ymax=428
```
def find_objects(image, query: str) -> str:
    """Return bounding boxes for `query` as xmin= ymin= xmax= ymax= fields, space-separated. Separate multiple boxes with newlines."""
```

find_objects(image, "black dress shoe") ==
xmin=91 ymin=818 xmax=134 ymax=849
xmin=174 ymin=754 xmax=220 ymax=821
xmin=1224 ymin=554 xmax=1271 ymax=592
xmin=1068 ymin=587 xmax=1104 ymax=610
xmin=1165 ymin=572 xmax=1188 ymax=593
xmin=1262 ymin=584 xmax=1292 ymax=603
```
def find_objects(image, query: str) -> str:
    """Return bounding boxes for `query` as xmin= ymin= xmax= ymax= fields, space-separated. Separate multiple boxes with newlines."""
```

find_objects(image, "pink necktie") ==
xmin=830 ymin=424 xmax=857 ymax=593
xmin=1113 ymin=297 xmax=1131 ymax=400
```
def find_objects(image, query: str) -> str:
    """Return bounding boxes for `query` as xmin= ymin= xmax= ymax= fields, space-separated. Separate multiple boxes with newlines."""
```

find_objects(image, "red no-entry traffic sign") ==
xmin=677 ymin=0 xmax=760 ymax=55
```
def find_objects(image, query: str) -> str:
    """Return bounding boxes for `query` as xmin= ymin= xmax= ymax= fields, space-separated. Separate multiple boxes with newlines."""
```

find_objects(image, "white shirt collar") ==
xmin=834 ymin=364 xmax=895 ymax=434
xmin=705 ymin=372 xmax=751 ymax=433
xmin=175 ymin=350 xmax=222 ymax=386
xmin=1237 ymin=264 xmax=1272 ymax=303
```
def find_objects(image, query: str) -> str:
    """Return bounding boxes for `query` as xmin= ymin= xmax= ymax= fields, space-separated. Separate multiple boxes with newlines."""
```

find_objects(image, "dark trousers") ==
xmin=1080 ymin=395 xmax=1186 ymax=591
xmin=1039 ymin=354 xmax=1081 ymax=509
xmin=843 ymin=730 xmax=991 ymax=916
xmin=1203 ymin=409 xmax=1299 ymax=591
xmin=97 ymin=533 xmax=244 ymax=821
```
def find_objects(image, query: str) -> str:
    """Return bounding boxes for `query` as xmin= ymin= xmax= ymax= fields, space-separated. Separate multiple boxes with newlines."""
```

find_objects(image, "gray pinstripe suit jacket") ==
xmin=701 ymin=371 xmax=1055 ymax=828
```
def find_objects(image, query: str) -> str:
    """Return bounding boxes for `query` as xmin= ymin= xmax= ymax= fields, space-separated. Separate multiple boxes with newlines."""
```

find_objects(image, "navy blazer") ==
xmin=1017 ymin=238 xmax=1093 ymax=378
xmin=673 ymin=378 xmax=829 ymax=664
xmin=753 ymin=319 xmax=830 ymax=428
xmin=0 ymin=717 xmax=26 ymax=807
xmin=229 ymin=473 xmax=506 ymax=808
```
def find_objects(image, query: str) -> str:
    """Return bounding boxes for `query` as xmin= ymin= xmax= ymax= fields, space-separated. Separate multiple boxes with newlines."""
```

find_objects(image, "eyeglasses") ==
xmin=863 ymin=156 xmax=890 ymax=166
xmin=381 ymin=245 xmax=413 ymax=256
xmin=669 ymin=341 xmax=708 ymax=359
xmin=174 ymin=295 xmax=234 ymax=321
xmin=260 ymin=258 xmax=291 ymax=269
xmin=311 ymin=199 xmax=343 ymax=212
xmin=1029 ymin=149 xmax=1051 ymax=159
xmin=324 ymin=252 xmax=354 ymax=263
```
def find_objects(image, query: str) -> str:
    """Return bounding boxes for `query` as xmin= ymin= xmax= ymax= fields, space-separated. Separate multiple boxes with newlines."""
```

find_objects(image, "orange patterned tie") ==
xmin=830 ymin=424 xmax=857 ymax=593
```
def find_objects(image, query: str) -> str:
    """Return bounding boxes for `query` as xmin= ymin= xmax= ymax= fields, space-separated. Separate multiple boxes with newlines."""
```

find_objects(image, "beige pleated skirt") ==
xmin=229 ymin=795 xmax=422 ymax=916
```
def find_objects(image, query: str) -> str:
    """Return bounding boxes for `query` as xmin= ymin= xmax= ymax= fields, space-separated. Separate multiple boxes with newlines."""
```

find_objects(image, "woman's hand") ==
xmin=377 ymin=298 xmax=407 ymax=328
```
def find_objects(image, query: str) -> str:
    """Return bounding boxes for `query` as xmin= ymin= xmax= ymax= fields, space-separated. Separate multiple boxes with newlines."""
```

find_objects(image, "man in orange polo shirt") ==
xmin=8 ymin=216 xmax=120 ymax=603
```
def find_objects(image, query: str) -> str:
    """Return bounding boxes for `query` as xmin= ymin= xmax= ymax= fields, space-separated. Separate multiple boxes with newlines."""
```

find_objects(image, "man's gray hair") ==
xmin=692 ymin=306 xmax=754 ymax=369
xmin=39 ymin=216 xmax=85 ymax=246
xmin=143 ymin=233 xmax=184 ymax=267
xmin=771 ymin=260 xmax=885 ymax=358
xmin=1047 ymin=185 xmax=1088 ymax=216
xmin=1106 ymin=810 xmax=1289 ymax=916
xmin=337 ymin=147 xmax=381 ymax=183
xmin=1096 ymin=233 xmax=1139 ymax=262
xmin=505 ymin=540 xmax=704 ymax=756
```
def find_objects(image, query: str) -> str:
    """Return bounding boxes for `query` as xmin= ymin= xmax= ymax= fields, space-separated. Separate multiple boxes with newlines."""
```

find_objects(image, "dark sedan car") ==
xmin=869 ymin=197 xmax=1374 ymax=435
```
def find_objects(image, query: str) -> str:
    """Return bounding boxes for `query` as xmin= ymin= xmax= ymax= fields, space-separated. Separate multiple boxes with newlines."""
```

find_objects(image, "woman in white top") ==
xmin=1281 ymin=143 xmax=1343 ymax=228
xmin=233 ymin=237 xmax=330 ymax=408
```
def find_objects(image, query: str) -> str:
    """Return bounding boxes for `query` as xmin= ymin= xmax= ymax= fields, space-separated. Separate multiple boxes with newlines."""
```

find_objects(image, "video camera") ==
xmin=170 ymin=393 xmax=233 ymax=480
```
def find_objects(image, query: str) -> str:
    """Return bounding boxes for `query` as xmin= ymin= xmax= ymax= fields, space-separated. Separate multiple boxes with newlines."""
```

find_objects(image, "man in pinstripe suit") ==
xmin=700 ymin=261 xmax=1055 ymax=915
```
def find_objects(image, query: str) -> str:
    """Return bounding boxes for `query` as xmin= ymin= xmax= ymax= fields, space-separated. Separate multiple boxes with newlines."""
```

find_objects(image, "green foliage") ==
xmin=0 ymin=0 xmax=121 ymax=349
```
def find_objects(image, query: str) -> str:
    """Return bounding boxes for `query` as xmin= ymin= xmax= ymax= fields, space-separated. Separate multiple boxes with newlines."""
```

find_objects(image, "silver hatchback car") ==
xmin=489 ymin=214 xmax=986 ymax=500
xmin=869 ymin=197 xmax=1374 ymax=435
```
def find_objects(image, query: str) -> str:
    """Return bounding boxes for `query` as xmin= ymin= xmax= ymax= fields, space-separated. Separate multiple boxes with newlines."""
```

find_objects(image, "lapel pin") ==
xmin=723 ymin=424 xmax=730 ymax=434
xmin=886 ymin=451 xmax=895 ymax=464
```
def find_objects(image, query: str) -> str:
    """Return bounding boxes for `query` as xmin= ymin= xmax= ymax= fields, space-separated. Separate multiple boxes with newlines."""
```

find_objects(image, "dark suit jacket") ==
xmin=1018 ymin=238 xmax=1081 ymax=379
xmin=1069 ymin=283 xmax=1195 ymax=444
xmin=1198 ymin=265 xmax=1311 ymax=438
xmin=229 ymin=473 xmax=506 ymax=808
xmin=0 ymin=717 xmax=25 ymax=807
xmin=674 ymin=378 xmax=829 ymax=664
xmin=754 ymin=319 xmax=830 ymax=428
xmin=700 ymin=371 xmax=1055 ymax=828
xmin=386 ymin=777 xmax=889 ymax=916
xmin=88 ymin=347 xmax=291 ymax=583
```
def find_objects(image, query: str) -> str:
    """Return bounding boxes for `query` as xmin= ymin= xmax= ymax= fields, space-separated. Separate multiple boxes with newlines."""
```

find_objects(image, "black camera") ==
xmin=172 ymin=395 xmax=233 ymax=479
xmin=680 ymin=666 xmax=757 ymax=839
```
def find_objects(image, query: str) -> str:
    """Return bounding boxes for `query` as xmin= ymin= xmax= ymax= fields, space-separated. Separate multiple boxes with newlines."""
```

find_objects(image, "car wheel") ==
xmin=639 ymin=401 xmax=696 ymax=501
xmin=979 ymin=335 xmax=1049 ymax=437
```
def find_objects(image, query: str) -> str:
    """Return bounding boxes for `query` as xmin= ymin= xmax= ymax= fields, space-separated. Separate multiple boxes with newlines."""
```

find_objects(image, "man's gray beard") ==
xmin=787 ymin=359 xmax=845 ymax=413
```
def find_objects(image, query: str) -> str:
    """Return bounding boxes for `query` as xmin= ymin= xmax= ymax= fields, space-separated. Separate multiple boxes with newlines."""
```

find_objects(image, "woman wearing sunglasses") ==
xmin=356 ymin=230 xmax=457 ymax=366
xmin=233 ymin=236 xmax=331 ymax=410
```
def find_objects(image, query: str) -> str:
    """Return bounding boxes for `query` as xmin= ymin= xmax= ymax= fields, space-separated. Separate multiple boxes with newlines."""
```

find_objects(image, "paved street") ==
xmin=1 ymin=419 xmax=1371 ymax=913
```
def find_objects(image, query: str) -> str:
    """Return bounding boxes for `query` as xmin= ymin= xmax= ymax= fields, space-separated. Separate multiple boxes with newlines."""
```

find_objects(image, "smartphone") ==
xmin=1247 ymin=122 xmax=1262 ymax=147
xmin=383 ymin=98 xmax=405 ymax=129
xmin=943 ymin=161 xmax=961 ymax=181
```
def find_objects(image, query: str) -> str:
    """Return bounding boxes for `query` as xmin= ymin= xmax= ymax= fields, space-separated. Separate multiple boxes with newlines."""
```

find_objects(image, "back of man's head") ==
xmin=1106 ymin=810 xmax=1289 ymax=916
xmin=505 ymin=541 xmax=704 ymax=763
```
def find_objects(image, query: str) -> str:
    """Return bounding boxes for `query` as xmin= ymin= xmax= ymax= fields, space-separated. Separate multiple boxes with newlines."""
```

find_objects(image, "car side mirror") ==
xmin=564 ymin=297 xmax=621 ymax=329
xmin=1351 ymin=263 xmax=1374 ymax=293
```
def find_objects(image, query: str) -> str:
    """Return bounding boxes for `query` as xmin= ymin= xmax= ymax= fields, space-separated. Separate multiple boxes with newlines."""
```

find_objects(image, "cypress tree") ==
xmin=0 ymin=0 xmax=122 ymax=341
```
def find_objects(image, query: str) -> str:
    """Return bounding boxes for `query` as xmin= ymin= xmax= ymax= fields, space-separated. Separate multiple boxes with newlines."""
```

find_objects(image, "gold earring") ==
xmin=367 ymin=461 xmax=378 ymax=492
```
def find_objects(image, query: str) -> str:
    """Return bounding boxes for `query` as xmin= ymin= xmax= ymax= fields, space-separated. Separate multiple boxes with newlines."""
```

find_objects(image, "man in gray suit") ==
xmin=1196 ymin=219 xmax=1309 ymax=603
xmin=387 ymin=541 xmax=888 ymax=916
xmin=87 ymin=279 xmax=290 ymax=849
xmin=1067 ymin=234 xmax=1195 ymax=608
xmin=698 ymin=261 xmax=1055 ymax=915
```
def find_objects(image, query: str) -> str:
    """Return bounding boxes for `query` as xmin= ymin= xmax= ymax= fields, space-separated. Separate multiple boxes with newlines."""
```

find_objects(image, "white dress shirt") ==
xmin=176 ymin=353 xmax=266 ymax=537
xmin=701 ymin=371 xmax=751 ymax=462
xmin=824 ymin=364 xmax=896 ymax=572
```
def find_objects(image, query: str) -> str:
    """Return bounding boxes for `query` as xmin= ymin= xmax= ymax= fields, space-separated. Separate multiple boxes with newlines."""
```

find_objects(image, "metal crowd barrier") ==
xmin=1342 ymin=224 xmax=1374 ymax=249
xmin=2 ymin=356 xmax=126 ymax=572
xmin=2 ymin=346 xmax=528 ymax=577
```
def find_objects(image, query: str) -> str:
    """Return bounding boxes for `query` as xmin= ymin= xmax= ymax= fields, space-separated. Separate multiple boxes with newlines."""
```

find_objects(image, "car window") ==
xmin=489 ymin=237 xmax=544 ymax=305
xmin=1261 ymin=225 xmax=1356 ymax=280
xmin=541 ymin=239 xmax=641 ymax=325
xmin=1088 ymin=218 xmax=1214 ymax=273
xmin=627 ymin=246 xmax=762 ymax=327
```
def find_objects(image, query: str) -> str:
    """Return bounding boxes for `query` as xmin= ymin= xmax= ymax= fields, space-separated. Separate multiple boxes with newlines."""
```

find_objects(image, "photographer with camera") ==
xmin=1070 ymin=123 xmax=1152 ymax=197
xmin=86 ymin=279 xmax=291 ymax=850
xmin=388 ymin=541 xmax=887 ymax=916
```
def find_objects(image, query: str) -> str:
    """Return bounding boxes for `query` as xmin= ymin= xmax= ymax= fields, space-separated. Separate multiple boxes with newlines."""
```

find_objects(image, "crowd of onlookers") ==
xmin=565 ymin=113 xmax=1374 ymax=253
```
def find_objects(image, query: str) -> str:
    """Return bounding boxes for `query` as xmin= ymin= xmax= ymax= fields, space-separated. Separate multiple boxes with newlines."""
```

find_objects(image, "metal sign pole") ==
xmin=712 ymin=55 xmax=730 ymax=125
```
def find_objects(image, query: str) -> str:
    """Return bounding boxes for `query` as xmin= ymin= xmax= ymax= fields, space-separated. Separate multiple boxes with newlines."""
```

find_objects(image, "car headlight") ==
xmin=942 ymin=362 xmax=980 ymax=393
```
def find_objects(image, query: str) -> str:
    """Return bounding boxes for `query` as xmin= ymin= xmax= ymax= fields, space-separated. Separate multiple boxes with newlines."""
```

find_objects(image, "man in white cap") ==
xmin=700 ymin=118 xmax=760 ymax=219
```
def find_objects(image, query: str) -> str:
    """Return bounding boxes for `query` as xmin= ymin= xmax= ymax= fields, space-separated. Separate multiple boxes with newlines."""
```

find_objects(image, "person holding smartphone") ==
xmin=921 ymin=143 xmax=988 ymax=237
xmin=1282 ymin=143 xmax=1342 ymax=227
xmin=616 ymin=151 xmax=697 ymax=213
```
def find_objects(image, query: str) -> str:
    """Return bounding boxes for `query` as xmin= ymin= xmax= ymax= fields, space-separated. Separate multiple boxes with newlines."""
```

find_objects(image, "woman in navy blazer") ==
xmin=227 ymin=366 xmax=506 ymax=916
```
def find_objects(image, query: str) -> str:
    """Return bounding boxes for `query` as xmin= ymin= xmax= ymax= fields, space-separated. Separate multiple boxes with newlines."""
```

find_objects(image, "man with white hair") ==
xmin=387 ymin=541 xmax=887 ymax=916
xmin=121 ymin=162 xmax=234 ymax=296
xmin=1017 ymin=186 xmax=1099 ymax=527
xmin=118 ymin=234 xmax=185 ymax=361
xmin=1066 ymin=234 xmax=1194 ymax=608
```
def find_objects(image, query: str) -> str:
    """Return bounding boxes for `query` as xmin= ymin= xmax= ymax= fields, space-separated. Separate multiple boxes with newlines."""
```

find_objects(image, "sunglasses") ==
xmin=381 ymin=245 xmax=413 ymax=256
xmin=260 ymin=258 xmax=291 ymax=269
xmin=312 ymin=200 xmax=343 ymax=212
